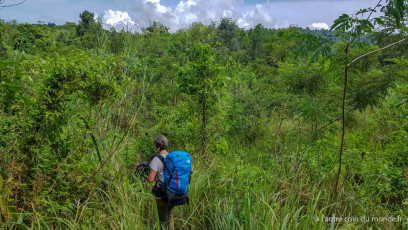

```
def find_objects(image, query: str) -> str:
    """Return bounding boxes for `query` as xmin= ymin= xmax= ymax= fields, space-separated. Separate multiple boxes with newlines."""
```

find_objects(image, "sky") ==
xmin=0 ymin=0 xmax=379 ymax=32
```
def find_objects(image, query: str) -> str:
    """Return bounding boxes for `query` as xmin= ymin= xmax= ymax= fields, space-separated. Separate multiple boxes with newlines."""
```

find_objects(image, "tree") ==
xmin=76 ymin=10 xmax=100 ymax=49
xmin=330 ymin=0 xmax=408 ymax=196
xmin=216 ymin=18 xmax=239 ymax=53
xmin=179 ymin=43 xmax=226 ymax=156
xmin=76 ymin=10 xmax=96 ymax=37
xmin=143 ymin=21 xmax=169 ymax=34
xmin=247 ymin=24 xmax=269 ymax=60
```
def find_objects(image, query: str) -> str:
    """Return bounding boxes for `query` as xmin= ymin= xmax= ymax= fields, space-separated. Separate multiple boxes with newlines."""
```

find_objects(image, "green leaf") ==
xmin=374 ymin=17 xmax=385 ymax=26
xmin=0 ymin=138 xmax=5 ymax=148
xmin=0 ymin=61 xmax=17 ymax=69
xmin=382 ymin=0 xmax=406 ymax=26
xmin=356 ymin=8 xmax=369 ymax=16
xmin=8 ymin=204 xmax=19 ymax=222
xmin=13 ymin=222 xmax=31 ymax=230
xmin=357 ymin=7 xmax=378 ymax=16
xmin=355 ymin=19 xmax=374 ymax=35
xmin=329 ymin=214 xmax=336 ymax=230
xmin=5 ymin=82 xmax=22 ymax=90
xmin=331 ymin=14 xmax=352 ymax=32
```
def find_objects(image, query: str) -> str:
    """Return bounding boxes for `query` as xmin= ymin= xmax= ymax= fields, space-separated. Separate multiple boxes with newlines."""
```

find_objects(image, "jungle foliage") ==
xmin=1 ymin=1 xmax=408 ymax=229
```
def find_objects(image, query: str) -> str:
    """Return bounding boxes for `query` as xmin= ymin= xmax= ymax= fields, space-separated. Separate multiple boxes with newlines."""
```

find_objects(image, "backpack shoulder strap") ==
xmin=155 ymin=154 xmax=165 ymax=166
xmin=152 ymin=154 xmax=166 ymax=188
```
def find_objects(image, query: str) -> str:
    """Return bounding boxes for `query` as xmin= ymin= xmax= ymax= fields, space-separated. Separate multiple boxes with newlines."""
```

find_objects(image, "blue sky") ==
xmin=1 ymin=0 xmax=378 ymax=31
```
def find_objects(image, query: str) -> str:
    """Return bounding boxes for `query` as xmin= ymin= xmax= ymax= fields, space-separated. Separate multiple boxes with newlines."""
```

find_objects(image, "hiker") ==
xmin=148 ymin=135 xmax=192 ymax=230
xmin=148 ymin=135 xmax=174 ymax=229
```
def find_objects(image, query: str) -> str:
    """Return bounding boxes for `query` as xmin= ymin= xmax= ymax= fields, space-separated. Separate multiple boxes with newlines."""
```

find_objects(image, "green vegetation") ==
xmin=1 ymin=2 xmax=408 ymax=229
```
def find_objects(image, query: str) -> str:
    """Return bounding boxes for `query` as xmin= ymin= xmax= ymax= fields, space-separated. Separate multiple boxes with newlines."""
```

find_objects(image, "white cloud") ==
xmin=103 ymin=10 xmax=135 ymax=25
xmin=185 ymin=13 xmax=197 ymax=22
xmin=102 ymin=0 xmax=278 ymax=32
xmin=103 ymin=10 xmax=136 ymax=31
xmin=93 ymin=12 xmax=99 ymax=21
xmin=309 ymin=22 xmax=329 ymax=30
xmin=100 ymin=0 xmax=369 ymax=32
xmin=2 ymin=0 xmax=381 ymax=32
xmin=156 ymin=4 xmax=169 ymax=14
xmin=176 ymin=0 xmax=197 ymax=13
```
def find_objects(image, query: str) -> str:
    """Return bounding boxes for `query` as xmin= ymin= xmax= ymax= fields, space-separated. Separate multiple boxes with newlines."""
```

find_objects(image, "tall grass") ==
xmin=57 ymin=148 xmax=406 ymax=230
xmin=9 ymin=111 xmax=403 ymax=230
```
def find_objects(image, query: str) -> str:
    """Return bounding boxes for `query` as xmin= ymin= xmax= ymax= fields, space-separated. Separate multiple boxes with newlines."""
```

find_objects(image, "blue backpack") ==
xmin=153 ymin=151 xmax=192 ymax=207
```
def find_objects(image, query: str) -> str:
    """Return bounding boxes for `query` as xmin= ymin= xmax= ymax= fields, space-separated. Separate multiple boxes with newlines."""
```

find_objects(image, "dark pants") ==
xmin=156 ymin=198 xmax=174 ymax=230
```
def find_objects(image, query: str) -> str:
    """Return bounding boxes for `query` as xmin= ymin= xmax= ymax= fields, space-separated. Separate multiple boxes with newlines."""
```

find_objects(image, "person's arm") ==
xmin=148 ymin=169 xmax=156 ymax=183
